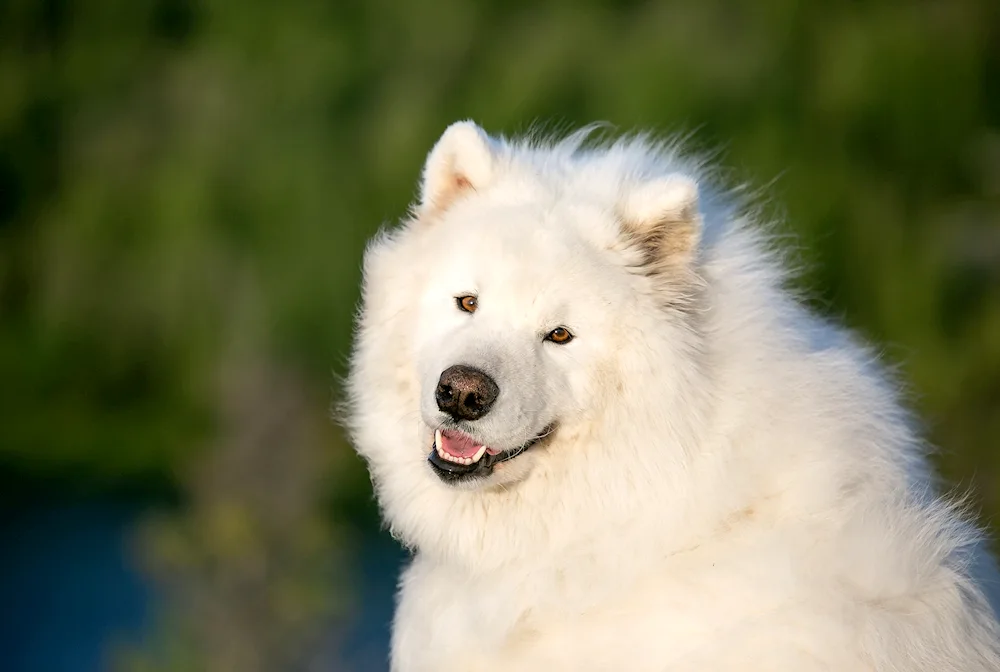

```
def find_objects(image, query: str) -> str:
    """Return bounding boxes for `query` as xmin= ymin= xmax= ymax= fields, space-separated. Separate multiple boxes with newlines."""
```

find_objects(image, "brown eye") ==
xmin=457 ymin=295 xmax=478 ymax=313
xmin=546 ymin=327 xmax=573 ymax=344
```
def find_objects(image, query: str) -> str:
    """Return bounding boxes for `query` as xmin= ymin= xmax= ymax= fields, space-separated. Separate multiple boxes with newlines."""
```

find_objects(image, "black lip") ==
xmin=427 ymin=426 xmax=553 ymax=484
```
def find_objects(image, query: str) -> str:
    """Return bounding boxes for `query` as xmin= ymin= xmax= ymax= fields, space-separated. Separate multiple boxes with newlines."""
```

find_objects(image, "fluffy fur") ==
xmin=345 ymin=121 xmax=1000 ymax=671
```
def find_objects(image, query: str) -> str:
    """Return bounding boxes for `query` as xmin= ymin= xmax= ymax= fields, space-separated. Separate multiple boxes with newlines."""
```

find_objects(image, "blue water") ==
xmin=0 ymin=503 xmax=402 ymax=672
xmin=0 ymin=505 xmax=152 ymax=672
xmin=338 ymin=533 xmax=406 ymax=671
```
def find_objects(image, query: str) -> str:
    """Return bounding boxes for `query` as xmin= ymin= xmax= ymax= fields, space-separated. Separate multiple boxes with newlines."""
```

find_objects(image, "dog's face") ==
xmin=410 ymin=198 xmax=633 ymax=489
xmin=348 ymin=122 xmax=704 ymax=504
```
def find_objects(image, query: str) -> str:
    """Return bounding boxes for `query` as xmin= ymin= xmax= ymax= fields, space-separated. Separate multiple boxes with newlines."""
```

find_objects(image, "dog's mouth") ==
xmin=427 ymin=425 xmax=554 ymax=483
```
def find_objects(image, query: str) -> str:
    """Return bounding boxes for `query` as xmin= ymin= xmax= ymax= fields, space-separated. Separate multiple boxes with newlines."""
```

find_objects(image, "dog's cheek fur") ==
xmin=347 ymin=228 xmax=427 ymax=481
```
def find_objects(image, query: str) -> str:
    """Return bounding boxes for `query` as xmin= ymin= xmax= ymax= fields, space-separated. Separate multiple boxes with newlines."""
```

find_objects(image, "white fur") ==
xmin=345 ymin=121 xmax=1000 ymax=671
xmin=622 ymin=173 xmax=698 ymax=224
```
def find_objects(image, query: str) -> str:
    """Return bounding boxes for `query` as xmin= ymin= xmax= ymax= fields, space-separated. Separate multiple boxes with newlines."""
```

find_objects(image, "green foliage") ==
xmin=1 ymin=0 xmax=998 ymax=666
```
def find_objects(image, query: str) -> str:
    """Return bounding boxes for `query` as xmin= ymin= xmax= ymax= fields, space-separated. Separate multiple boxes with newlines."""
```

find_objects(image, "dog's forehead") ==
xmin=413 ymin=197 xmax=628 ymax=317
xmin=438 ymin=199 xmax=607 ymax=269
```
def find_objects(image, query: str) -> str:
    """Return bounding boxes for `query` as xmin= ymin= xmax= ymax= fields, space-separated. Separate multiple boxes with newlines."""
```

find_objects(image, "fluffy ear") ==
xmin=619 ymin=174 xmax=702 ymax=270
xmin=418 ymin=121 xmax=495 ymax=217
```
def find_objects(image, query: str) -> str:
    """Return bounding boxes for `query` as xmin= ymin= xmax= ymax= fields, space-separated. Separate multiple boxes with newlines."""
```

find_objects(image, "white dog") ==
xmin=345 ymin=121 xmax=1000 ymax=671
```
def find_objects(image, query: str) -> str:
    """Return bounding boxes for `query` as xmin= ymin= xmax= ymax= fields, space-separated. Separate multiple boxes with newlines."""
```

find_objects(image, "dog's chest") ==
xmin=389 ymin=536 xmax=858 ymax=672
xmin=391 ymin=557 xmax=576 ymax=671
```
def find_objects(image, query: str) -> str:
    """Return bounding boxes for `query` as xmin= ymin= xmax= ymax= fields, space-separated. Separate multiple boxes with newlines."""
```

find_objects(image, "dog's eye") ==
xmin=545 ymin=327 xmax=573 ymax=344
xmin=456 ymin=295 xmax=478 ymax=313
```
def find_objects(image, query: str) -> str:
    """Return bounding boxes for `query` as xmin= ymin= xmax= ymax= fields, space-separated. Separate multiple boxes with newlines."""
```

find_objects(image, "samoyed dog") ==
xmin=345 ymin=121 xmax=1000 ymax=671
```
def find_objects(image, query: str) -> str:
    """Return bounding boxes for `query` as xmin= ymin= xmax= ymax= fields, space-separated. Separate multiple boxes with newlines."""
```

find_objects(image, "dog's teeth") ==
xmin=432 ymin=431 xmax=490 ymax=466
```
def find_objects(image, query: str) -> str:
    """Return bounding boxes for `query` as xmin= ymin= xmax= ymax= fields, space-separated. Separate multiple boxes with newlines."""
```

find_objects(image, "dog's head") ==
xmin=346 ymin=122 xmax=710 ymax=550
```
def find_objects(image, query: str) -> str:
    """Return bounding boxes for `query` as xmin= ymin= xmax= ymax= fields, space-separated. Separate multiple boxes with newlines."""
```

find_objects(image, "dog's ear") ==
xmin=618 ymin=174 xmax=702 ymax=271
xmin=418 ymin=121 xmax=495 ymax=218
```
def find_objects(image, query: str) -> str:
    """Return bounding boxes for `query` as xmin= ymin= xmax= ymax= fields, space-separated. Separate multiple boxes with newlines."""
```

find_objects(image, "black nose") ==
xmin=435 ymin=365 xmax=499 ymax=421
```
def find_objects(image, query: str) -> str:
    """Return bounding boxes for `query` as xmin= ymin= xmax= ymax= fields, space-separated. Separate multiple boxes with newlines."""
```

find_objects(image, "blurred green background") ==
xmin=1 ymin=0 xmax=998 ymax=670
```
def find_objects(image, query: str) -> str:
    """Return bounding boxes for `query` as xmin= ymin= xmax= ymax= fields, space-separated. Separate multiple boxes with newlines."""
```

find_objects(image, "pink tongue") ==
xmin=439 ymin=431 xmax=486 ymax=459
